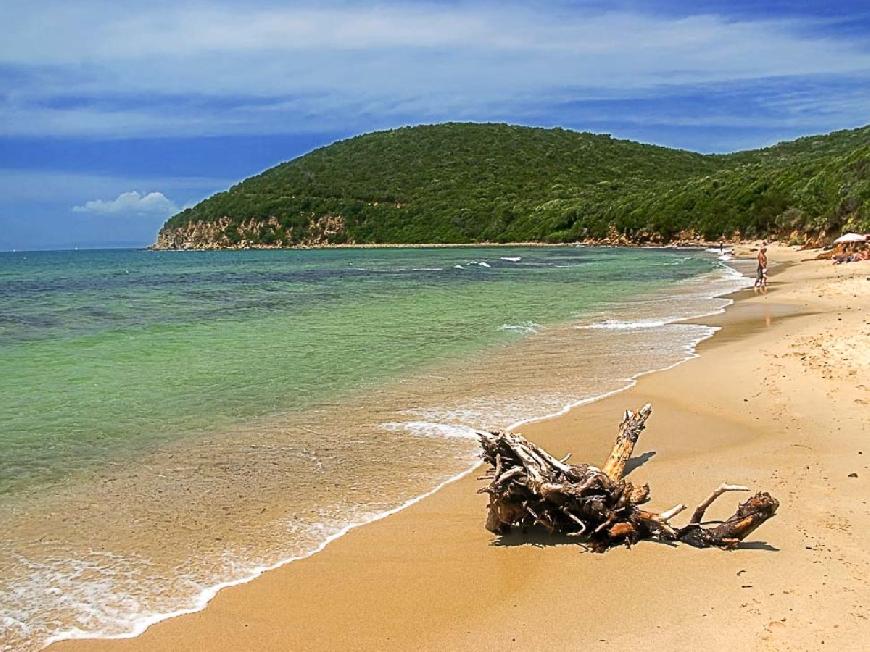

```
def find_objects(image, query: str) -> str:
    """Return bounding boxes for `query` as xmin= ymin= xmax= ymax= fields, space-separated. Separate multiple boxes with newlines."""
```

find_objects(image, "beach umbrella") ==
xmin=833 ymin=232 xmax=867 ymax=243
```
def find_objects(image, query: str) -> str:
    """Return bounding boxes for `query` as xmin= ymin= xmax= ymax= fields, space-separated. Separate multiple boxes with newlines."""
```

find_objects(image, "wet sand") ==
xmin=52 ymin=244 xmax=869 ymax=651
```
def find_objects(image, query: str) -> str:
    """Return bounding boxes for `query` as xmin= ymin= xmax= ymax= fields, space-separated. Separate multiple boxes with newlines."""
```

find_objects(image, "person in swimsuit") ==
xmin=754 ymin=246 xmax=768 ymax=294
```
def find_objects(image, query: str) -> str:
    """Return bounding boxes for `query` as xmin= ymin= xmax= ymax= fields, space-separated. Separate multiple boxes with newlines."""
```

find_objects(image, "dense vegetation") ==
xmin=161 ymin=122 xmax=870 ymax=246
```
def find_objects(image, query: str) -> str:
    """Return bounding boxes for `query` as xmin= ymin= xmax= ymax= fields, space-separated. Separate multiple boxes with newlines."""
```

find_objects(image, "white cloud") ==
xmin=2 ymin=2 xmax=866 ymax=75
xmin=73 ymin=191 xmax=178 ymax=217
xmin=0 ymin=169 xmax=233 ymax=203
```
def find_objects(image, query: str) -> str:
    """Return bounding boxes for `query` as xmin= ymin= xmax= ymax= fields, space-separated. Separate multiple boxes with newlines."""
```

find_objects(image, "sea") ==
xmin=0 ymin=246 xmax=749 ymax=650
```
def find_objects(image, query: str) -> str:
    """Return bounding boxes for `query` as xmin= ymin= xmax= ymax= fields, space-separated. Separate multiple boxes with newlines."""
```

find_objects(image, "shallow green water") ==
xmin=0 ymin=247 xmax=718 ymax=495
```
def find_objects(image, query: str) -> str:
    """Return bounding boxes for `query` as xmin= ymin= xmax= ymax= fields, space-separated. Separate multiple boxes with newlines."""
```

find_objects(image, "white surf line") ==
xmin=44 ymin=461 xmax=483 ymax=649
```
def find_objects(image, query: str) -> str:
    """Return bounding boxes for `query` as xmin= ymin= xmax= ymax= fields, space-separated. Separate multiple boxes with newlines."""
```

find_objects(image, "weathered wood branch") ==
xmin=601 ymin=403 xmax=652 ymax=481
xmin=676 ymin=491 xmax=779 ymax=549
xmin=477 ymin=405 xmax=778 ymax=552
xmin=687 ymin=483 xmax=749 ymax=525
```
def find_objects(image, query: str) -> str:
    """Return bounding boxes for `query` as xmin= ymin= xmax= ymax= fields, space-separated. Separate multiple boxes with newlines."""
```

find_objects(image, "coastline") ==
xmin=49 ymin=244 xmax=869 ymax=651
xmin=148 ymin=238 xmax=744 ymax=251
xmin=148 ymin=241 xmax=574 ymax=251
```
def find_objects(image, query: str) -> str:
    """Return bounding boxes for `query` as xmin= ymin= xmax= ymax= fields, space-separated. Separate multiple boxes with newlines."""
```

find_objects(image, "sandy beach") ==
xmin=51 ymin=244 xmax=869 ymax=651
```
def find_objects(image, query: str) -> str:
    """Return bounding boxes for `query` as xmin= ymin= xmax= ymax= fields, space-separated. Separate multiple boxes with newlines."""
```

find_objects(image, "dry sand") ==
xmin=52 ymin=244 xmax=869 ymax=651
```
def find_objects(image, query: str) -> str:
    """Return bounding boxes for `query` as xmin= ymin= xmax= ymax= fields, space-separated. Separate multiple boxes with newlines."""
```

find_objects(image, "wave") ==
xmin=499 ymin=321 xmax=542 ymax=334
xmin=380 ymin=421 xmax=479 ymax=440
xmin=662 ymin=256 xmax=693 ymax=266
xmin=580 ymin=318 xmax=669 ymax=330
xmin=506 ymin=324 xmax=718 ymax=432
xmin=576 ymin=262 xmax=750 ymax=332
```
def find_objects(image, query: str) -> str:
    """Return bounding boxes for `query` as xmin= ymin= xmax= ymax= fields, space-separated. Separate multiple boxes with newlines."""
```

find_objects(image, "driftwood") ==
xmin=477 ymin=404 xmax=778 ymax=551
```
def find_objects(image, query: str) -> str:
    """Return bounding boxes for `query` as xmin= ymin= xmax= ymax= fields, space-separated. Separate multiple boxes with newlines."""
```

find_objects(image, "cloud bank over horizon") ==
xmin=2 ymin=1 xmax=869 ymax=140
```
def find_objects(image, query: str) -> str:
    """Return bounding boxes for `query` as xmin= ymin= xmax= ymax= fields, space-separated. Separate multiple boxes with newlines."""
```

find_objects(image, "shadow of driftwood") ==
xmin=735 ymin=540 xmax=780 ymax=552
xmin=491 ymin=525 xmax=588 ymax=549
xmin=490 ymin=527 xmax=779 ymax=552
xmin=624 ymin=450 xmax=656 ymax=475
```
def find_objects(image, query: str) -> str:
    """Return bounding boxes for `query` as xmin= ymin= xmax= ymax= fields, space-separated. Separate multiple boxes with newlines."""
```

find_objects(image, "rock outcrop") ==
xmin=152 ymin=215 xmax=351 ymax=250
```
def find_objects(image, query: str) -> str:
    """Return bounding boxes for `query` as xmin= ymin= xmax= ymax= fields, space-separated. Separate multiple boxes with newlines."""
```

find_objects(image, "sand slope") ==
xmin=52 ymin=245 xmax=869 ymax=651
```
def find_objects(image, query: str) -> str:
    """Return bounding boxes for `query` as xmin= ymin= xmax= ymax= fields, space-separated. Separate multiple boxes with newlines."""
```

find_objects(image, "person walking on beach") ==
xmin=754 ymin=245 xmax=768 ymax=294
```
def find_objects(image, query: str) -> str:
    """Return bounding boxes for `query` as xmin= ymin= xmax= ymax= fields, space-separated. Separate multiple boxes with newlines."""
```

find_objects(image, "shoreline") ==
xmin=0 ymin=247 xmax=738 ymax=652
xmin=6 ymin=243 xmax=731 ymax=254
xmin=50 ymin=245 xmax=869 ymax=651
xmin=40 ymin=259 xmax=743 ymax=649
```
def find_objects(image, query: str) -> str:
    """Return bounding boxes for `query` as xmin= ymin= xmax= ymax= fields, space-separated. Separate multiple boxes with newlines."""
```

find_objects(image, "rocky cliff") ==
xmin=153 ymin=215 xmax=350 ymax=250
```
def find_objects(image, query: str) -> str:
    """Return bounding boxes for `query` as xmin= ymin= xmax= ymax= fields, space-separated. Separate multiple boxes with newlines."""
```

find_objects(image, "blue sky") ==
xmin=1 ymin=0 xmax=869 ymax=250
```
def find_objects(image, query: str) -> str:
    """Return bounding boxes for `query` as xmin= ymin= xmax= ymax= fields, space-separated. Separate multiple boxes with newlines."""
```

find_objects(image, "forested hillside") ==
xmin=155 ymin=123 xmax=870 ymax=248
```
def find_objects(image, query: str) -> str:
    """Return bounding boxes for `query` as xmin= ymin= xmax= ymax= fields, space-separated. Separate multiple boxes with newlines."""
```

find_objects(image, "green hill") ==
xmin=156 ymin=122 xmax=870 ymax=248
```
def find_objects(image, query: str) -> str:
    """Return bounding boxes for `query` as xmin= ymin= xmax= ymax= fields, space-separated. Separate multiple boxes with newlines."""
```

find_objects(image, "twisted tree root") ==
xmin=477 ymin=404 xmax=779 ymax=551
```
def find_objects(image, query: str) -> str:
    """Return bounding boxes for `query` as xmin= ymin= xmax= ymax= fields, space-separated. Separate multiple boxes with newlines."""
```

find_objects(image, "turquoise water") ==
xmin=0 ymin=246 xmax=743 ymax=651
xmin=0 ymin=247 xmax=717 ymax=495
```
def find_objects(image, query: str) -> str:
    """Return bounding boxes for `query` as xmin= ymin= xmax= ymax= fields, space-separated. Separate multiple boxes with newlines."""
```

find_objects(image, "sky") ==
xmin=1 ymin=1 xmax=869 ymax=250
